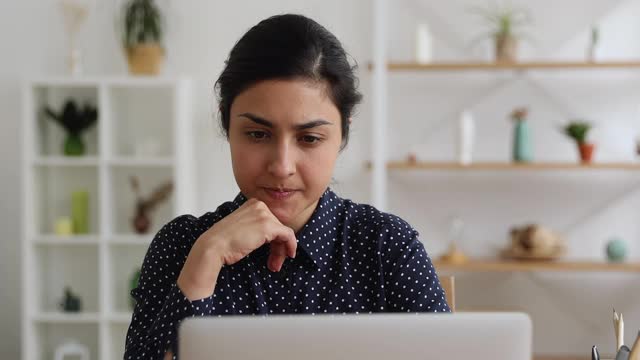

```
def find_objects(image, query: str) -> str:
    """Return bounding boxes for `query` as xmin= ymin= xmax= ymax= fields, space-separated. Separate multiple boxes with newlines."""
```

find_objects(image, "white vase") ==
xmin=415 ymin=23 xmax=433 ymax=64
xmin=54 ymin=340 xmax=90 ymax=360
xmin=457 ymin=111 xmax=475 ymax=165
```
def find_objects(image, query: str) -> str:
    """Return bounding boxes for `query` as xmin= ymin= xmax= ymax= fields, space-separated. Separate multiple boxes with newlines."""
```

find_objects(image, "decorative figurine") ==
xmin=129 ymin=176 xmax=173 ymax=234
xmin=59 ymin=286 xmax=82 ymax=312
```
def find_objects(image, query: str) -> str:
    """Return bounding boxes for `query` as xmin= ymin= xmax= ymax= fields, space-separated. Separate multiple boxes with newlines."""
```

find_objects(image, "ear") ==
xmin=348 ymin=117 xmax=353 ymax=125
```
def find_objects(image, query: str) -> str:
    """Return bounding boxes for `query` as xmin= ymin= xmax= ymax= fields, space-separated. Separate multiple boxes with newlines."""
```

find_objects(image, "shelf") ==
xmin=33 ymin=312 xmax=101 ymax=324
xmin=434 ymin=259 xmax=640 ymax=273
xmin=370 ymin=161 xmax=640 ymax=171
xmin=33 ymin=156 xmax=100 ymax=167
xmin=34 ymin=235 xmax=101 ymax=245
xmin=368 ymin=61 xmax=640 ymax=72
xmin=110 ymin=234 xmax=153 ymax=245
xmin=108 ymin=156 xmax=174 ymax=167
xmin=109 ymin=312 xmax=133 ymax=324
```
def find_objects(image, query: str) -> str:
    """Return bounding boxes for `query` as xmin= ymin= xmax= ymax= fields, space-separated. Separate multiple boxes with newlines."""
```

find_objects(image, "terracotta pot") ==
xmin=495 ymin=34 xmax=517 ymax=63
xmin=126 ymin=44 xmax=164 ymax=75
xmin=578 ymin=143 xmax=595 ymax=163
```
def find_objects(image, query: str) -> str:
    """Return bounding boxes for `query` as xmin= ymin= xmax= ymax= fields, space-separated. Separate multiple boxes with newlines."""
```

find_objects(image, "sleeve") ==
xmin=123 ymin=215 xmax=218 ymax=359
xmin=379 ymin=217 xmax=451 ymax=313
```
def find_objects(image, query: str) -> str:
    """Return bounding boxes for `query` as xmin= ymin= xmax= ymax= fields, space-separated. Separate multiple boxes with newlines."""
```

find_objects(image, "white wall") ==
xmin=1 ymin=0 xmax=639 ymax=358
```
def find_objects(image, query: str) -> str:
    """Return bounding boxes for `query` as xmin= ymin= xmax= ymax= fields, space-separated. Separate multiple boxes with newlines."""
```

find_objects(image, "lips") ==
xmin=263 ymin=187 xmax=298 ymax=200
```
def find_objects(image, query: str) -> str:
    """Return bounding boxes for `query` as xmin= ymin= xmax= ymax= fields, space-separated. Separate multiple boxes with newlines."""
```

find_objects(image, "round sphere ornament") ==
xmin=606 ymin=238 xmax=627 ymax=262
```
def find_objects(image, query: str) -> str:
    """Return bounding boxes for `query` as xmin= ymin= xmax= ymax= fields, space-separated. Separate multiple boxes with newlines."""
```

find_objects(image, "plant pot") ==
xmin=64 ymin=133 xmax=85 ymax=156
xmin=578 ymin=142 xmax=595 ymax=163
xmin=495 ymin=34 xmax=517 ymax=63
xmin=126 ymin=44 xmax=164 ymax=75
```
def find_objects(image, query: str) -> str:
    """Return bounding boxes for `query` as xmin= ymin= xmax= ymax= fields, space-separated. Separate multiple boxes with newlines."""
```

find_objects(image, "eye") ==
xmin=300 ymin=135 xmax=322 ymax=144
xmin=246 ymin=131 xmax=269 ymax=141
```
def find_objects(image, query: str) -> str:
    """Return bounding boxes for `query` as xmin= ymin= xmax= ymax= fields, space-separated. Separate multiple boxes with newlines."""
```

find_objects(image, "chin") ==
xmin=268 ymin=207 xmax=295 ymax=226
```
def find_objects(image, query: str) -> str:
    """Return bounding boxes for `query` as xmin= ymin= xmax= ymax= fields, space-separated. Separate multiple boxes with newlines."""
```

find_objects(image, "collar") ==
xmin=294 ymin=188 xmax=341 ymax=270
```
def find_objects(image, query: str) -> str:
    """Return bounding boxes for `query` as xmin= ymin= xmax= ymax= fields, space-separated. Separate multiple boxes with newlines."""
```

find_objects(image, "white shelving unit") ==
xmin=370 ymin=2 xmax=640 ymax=359
xmin=21 ymin=76 xmax=196 ymax=360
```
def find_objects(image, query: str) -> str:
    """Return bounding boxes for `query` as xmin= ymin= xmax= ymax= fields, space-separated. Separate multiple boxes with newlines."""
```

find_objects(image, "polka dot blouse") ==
xmin=124 ymin=188 xmax=450 ymax=359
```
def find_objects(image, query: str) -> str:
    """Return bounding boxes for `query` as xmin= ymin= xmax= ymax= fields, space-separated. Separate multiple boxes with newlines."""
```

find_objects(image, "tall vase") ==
xmin=71 ymin=190 xmax=89 ymax=234
xmin=513 ymin=120 xmax=533 ymax=162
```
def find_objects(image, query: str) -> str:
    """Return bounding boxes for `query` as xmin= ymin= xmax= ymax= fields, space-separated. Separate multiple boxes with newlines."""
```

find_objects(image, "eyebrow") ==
xmin=238 ymin=113 xmax=333 ymax=131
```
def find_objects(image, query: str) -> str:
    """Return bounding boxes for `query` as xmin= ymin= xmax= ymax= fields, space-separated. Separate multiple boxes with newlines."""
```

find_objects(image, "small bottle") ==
xmin=457 ymin=111 xmax=475 ymax=165
xmin=415 ymin=23 xmax=433 ymax=64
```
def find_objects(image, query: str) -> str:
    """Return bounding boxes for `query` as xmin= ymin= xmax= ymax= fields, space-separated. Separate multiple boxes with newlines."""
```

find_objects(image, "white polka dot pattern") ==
xmin=124 ymin=188 xmax=450 ymax=359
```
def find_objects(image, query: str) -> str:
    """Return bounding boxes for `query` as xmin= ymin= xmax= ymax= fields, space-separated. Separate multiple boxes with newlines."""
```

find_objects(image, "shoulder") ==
xmin=341 ymin=197 xmax=419 ymax=241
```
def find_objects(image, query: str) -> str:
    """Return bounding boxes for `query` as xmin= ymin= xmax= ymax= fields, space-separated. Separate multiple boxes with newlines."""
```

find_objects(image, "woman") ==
xmin=124 ymin=13 xmax=450 ymax=360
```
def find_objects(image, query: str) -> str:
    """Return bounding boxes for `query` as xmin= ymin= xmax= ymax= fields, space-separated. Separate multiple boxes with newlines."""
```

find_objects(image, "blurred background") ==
xmin=2 ymin=0 xmax=640 ymax=359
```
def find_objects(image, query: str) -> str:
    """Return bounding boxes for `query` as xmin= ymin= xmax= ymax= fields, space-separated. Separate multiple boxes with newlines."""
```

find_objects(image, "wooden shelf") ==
xmin=368 ymin=61 xmax=640 ymax=72
xmin=368 ymin=161 xmax=640 ymax=171
xmin=434 ymin=259 xmax=640 ymax=273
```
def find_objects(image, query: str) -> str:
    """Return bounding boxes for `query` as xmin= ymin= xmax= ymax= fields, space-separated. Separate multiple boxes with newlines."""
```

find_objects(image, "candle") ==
xmin=54 ymin=217 xmax=73 ymax=236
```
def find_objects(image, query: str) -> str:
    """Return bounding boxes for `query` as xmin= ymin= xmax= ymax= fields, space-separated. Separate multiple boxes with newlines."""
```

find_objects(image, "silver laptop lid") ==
xmin=179 ymin=312 xmax=532 ymax=360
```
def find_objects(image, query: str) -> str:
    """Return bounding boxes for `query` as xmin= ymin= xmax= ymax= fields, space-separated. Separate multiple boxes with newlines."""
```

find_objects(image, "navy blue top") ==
xmin=124 ymin=188 xmax=450 ymax=359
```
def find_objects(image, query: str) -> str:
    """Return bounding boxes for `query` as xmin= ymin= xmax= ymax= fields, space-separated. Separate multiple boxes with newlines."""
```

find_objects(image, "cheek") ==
xmin=300 ymin=147 xmax=339 ymax=184
xmin=230 ymin=142 xmax=263 ymax=184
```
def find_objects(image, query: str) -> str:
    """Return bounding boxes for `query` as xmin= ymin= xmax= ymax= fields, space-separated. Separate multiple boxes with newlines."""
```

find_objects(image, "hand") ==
xmin=177 ymin=198 xmax=297 ymax=300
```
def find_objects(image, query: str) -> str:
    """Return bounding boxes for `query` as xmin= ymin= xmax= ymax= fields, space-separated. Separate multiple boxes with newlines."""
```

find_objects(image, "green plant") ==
xmin=470 ymin=2 xmax=532 ymax=40
xmin=563 ymin=121 xmax=591 ymax=144
xmin=121 ymin=0 xmax=163 ymax=48
xmin=44 ymin=99 xmax=97 ymax=136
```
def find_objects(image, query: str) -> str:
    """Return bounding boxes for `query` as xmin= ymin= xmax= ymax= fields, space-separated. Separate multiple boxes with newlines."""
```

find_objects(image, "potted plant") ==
xmin=120 ymin=0 xmax=164 ymax=75
xmin=563 ymin=121 xmax=594 ymax=163
xmin=510 ymin=107 xmax=533 ymax=162
xmin=44 ymin=99 xmax=98 ymax=156
xmin=471 ymin=3 xmax=532 ymax=63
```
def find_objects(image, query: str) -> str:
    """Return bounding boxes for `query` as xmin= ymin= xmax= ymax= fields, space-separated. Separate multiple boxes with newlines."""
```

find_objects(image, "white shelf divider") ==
xmin=23 ymin=76 xmax=195 ymax=360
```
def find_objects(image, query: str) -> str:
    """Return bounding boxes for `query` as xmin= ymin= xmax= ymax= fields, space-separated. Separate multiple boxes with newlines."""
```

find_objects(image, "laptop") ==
xmin=179 ymin=312 xmax=532 ymax=360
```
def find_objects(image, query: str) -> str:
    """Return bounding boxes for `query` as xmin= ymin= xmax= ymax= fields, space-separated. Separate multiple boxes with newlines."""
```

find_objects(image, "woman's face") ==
xmin=228 ymin=79 xmax=343 ymax=232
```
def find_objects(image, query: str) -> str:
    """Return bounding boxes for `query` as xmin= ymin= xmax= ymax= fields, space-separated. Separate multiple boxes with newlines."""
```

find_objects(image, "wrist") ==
xmin=177 ymin=235 xmax=225 ymax=301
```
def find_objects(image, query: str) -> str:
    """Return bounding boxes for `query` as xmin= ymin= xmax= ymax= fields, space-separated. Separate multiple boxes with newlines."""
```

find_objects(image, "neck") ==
xmin=288 ymin=199 xmax=320 ymax=234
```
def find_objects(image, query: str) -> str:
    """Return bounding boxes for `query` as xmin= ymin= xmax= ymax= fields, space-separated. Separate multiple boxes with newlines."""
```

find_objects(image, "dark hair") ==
xmin=215 ymin=14 xmax=362 ymax=150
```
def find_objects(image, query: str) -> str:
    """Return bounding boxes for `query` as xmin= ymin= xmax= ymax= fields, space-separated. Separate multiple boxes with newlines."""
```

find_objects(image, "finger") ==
xmin=268 ymin=243 xmax=288 ymax=272
xmin=265 ymin=223 xmax=297 ymax=259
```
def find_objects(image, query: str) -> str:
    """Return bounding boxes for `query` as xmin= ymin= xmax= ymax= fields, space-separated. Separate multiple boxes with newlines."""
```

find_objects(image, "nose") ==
xmin=267 ymin=139 xmax=296 ymax=178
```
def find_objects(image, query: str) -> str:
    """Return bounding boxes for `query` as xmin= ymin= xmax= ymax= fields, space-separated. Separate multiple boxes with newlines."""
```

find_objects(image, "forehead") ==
xmin=230 ymin=79 xmax=340 ymax=126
